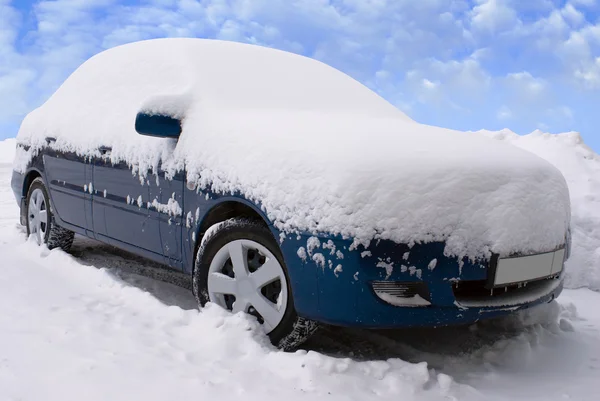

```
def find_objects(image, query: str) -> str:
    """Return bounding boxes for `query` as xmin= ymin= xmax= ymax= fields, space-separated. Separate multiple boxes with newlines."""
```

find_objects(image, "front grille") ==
xmin=453 ymin=276 xmax=561 ymax=306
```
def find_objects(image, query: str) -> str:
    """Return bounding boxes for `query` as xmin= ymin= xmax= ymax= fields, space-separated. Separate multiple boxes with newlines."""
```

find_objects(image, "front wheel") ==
xmin=26 ymin=177 xmax=74 ymax=252
xmin=193 ymin=218 xmax=318 ymax=350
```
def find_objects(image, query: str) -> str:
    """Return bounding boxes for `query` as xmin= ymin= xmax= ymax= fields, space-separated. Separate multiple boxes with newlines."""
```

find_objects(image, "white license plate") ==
xmin=492 ymin=248 xmax=565 ymax=287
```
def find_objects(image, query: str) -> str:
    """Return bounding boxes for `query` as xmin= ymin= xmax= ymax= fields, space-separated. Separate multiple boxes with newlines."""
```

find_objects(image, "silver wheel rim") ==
xmin=28 ymin=188 xmax=48 ymax=245
xmin=208 ymin=239 xmax=289 ymax=333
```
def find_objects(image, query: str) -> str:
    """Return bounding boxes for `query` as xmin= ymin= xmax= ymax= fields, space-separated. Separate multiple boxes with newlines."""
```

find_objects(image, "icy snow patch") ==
xmin=297 ymin=247 xmax=307 ymax=261
xmin=312 ymin=253 xmax=326 ymax=269
xmin=377 ymin=259 xmax=394 ymax=280
xmin=322 ymin=240 xmax=336 ymax=255
xmin=150 ymin=197 xmax=182 ymax=217
xmin=306 ymin=237 xmax=321 ymax=257
xmin=409 ymin=266 xmax=422 ymax=279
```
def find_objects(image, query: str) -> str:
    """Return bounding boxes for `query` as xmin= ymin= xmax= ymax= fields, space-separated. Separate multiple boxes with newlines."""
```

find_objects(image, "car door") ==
xmin=91 ymin=147 xmax=163 ymax=254
xmin=148 ymin=167 xmax=184 ymax=266
xmin=43 ymin=141 xmax=92 ymax=232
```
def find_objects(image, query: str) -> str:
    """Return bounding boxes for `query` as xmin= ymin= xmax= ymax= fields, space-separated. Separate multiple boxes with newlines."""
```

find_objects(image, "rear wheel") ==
xmin=193 ymin=218 xmax=318 ymax=350
xmin=26 ymin=178 xmax=74 ymax=252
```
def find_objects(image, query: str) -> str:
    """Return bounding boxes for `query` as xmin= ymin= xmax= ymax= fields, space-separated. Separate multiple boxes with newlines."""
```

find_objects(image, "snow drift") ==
xmin=1 ymin=148 xmax=599 ymax=401
xmin=0 ymin=137 xmax=16 ymax=164
xmin=13 ymin=38 xmax=569 ymax=261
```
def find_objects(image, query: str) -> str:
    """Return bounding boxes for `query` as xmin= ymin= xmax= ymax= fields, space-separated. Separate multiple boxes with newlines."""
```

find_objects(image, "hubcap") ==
xmin=28 ymin=188 xmax=48 ymax=245
xmin=208 ymin=239 xmax=288 ymax=333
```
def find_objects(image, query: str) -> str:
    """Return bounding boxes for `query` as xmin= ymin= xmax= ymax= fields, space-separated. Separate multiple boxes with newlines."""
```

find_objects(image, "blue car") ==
xmin=11 ymin=39 xmax=571 ymax=350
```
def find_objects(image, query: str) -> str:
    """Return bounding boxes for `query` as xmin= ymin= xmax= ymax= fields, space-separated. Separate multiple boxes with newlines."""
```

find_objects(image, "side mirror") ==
xmin=135 ymin=112 xmax=182 ymax=138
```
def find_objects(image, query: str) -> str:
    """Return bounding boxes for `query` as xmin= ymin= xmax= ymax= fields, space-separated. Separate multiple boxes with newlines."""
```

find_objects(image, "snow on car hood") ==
xmin=14 ymin=38 xmax=570 ymax=260
xmin=180 ymin=109 xmax=571 ymax=260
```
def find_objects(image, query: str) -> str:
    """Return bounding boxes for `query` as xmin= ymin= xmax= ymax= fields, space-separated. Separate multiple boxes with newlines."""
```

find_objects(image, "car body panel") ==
xmin=274 ymin=232 xmax=564 ymax=327
xmin=180 ymin=190 xmax=276 ymax=275
xmin=11 ymin=145 xmax=568 ymax=330
xmin=92 ymin=157 xmax=163 ymax=254
xmin=43 ymin=151 xmax=90 ymax=230
xmin=148 ymin=168 xmax=184 ymax=266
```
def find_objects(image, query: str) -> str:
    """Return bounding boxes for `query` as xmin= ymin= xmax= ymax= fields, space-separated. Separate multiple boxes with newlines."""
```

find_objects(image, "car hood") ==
xmin=175 ymin=109 xmax=571 ymax=260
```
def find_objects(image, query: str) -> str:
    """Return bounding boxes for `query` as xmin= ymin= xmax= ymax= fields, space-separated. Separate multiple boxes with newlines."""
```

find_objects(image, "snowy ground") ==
xmin=1 ymin=141 xmax=600 ymax=400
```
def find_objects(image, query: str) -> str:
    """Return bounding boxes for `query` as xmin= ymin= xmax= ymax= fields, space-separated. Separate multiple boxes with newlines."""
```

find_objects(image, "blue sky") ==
xmin=1 ymin=0 xmax=599 ymax=151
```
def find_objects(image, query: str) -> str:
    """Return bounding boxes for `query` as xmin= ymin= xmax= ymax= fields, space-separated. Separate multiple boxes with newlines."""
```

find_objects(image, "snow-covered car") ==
xmin=11 ymin=38 xmax=572 ymax=350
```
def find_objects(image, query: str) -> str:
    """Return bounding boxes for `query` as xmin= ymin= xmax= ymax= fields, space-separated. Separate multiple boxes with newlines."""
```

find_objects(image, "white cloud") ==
xmin=0 ymin=0 xmax=20 ymax=49
xmin=537 ymin=122 xmax=550 ymax=130
xmin=562 ymin=31 xmax=591 ymax=59
xmin=562 ymin=3 xmax=585 ymax=26
xmin=470 ymin=0 xmax=520 ymax=33
xmin=557 ymin=28 xmax=600 ymax=89
xmin=497 ymin=105 xmax=512 ymax=120
xmin=547 ymin=106 xmax=574 ymax=119
xmin=0 ymin=2 xmax=37 ymax=120
xmin=521 ymin=8 xmax=570 ymax=51
xmin=0 ymin=69 xmax=37 ymax=118
xmin=570 ymin=0 xmax=596 ymax=6
xmin=574 ymin=57 xmax=600 ymax=89
xmin=427 ymin=57 xmax=491 ymax=93
xmin=505 ymin=71 xmax=546 ymax=96
xmin=422 ymin=78 xmax=439 ymax=89
xmin=401 ymin=55 xmax=490 ymax=115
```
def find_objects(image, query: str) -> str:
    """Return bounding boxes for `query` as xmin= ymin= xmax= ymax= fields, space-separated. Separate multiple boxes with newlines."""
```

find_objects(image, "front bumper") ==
xmin=10 ymin=169 xmax=23 ymax=204
xmin=278 ymin=232 xmax=566 ymax=328
xmin=11 ymin=170 xmax=26 ymax=226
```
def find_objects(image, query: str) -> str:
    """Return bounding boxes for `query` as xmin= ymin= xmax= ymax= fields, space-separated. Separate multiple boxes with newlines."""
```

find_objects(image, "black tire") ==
xmin=193 ymin=218 xmax=318 ymax=351
xmin=26 ymin=177 xmax=75 ymax=252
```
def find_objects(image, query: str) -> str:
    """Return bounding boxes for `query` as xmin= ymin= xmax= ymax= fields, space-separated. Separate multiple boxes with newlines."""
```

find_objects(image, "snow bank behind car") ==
xmin=476 ymin=129 xmax=600 ymax=291
xmin=0 ymin=138 xmax=16 ymax=164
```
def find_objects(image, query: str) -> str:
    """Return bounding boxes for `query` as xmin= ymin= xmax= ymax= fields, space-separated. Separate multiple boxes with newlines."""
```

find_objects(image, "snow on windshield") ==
xmin=14 ymin=38 xmax=570 ymax=260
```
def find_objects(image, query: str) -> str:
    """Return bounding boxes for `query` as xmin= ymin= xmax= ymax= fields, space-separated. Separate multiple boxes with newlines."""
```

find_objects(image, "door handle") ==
xmin=99 ymin=146 xmax=112 ymax=155
xmin=45 ymin=137 xmax=56 ymax=145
